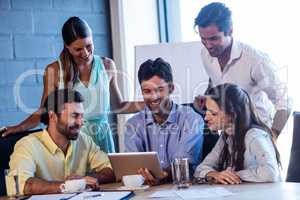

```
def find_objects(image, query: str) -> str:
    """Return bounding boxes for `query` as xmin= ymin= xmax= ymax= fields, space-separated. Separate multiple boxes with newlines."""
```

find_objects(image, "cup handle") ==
xmin=59 ymin=183 xmax=66 ymax=193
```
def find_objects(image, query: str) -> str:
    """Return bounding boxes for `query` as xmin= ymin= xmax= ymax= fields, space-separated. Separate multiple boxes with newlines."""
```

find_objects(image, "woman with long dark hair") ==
xmin=1 ymin=17 xmax=143 ymax=153
xmin=194 ymin=83 xmax=281 ymax=184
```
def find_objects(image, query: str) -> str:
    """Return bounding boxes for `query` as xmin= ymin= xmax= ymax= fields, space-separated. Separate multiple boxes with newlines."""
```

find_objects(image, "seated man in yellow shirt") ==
xmin=8 ymin=89 xmax=115 ymax=195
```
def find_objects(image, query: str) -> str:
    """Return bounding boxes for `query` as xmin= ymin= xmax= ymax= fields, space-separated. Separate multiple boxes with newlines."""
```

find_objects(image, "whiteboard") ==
xmin=134 ymin=41 xmax=209 ymax=104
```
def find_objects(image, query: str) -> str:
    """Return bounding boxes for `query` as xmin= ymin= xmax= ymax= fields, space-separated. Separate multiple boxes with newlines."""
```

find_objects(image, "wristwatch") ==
xmin=193 ymin=174 xmax=215 ymax=184
xmin=193 ymin=177 xmax=207 ymax=184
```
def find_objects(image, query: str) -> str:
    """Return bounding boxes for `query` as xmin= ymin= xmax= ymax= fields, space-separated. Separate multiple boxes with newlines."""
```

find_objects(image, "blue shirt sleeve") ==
xmin=124 ymin=117 xmax=145 ymax=152
xmin=173 ymin=110 xmax=204 ymax=171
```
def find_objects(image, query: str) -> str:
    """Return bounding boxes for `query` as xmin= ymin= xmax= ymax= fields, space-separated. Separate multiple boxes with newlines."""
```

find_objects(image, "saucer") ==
xmin=117 ymin=185 xmax=150 ymax=191
xmin=63 ymin=187 xmax=92 ymax=194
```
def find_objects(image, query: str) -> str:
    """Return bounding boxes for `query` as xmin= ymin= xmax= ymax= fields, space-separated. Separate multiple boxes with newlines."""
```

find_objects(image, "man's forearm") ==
xmin=272 ymin=109 xmax=291 ymax=137
xmin=24 ymin=177 xmax=63 ymax=195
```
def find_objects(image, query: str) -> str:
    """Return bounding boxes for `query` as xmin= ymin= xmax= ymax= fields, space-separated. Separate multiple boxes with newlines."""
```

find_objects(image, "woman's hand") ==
xmin=206 ymin=170 xmax=242 ymax=185
xmin=1 ymin=125 xmax=22 ymax=137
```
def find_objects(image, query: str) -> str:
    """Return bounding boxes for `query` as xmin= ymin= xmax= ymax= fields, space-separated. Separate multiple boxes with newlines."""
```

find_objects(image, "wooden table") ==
xmin=128 ymin=182 xmax=300 ymax=200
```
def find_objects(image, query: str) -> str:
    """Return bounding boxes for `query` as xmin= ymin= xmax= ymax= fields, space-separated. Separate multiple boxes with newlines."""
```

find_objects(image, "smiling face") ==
xmin=141 ymin=75 xmax=174 ymax=115
xmin=198 ymin=24 xmax=232 ymax=57
xmin=55 ymin=102 xmax=84 ymax=140
xmin=65 ymin=36 xmax=94 ymax=65
xmin=205 ymin=97 xmax=233 ymax=135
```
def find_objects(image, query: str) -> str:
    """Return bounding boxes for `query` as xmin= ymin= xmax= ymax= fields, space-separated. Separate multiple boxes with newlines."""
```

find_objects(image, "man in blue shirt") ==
xmin=124 ymin=57 xmax=204 ymax=185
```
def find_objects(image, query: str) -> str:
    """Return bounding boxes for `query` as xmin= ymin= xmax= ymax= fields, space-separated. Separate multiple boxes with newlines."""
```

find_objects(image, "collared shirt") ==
xmin=8 ymin=130 xmax=112 ymax=195
xmin=193 ymin=128 xmax=281 ymax=182
xmin=201 ymin=39 xmax=291 ymax=127
xmin=124 ymin=102 xmax=204 ymax=171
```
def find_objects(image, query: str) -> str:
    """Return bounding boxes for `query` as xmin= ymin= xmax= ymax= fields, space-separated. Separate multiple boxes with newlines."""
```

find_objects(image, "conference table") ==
xmin=123 ymin=182 xmax=300 ymax=200
xmin=1 ymin=182 xmax=300 ymax=199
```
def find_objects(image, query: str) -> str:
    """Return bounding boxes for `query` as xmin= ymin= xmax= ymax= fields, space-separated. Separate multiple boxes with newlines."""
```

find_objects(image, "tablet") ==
xmin=108 ymin=152 xmax=163 ymax=181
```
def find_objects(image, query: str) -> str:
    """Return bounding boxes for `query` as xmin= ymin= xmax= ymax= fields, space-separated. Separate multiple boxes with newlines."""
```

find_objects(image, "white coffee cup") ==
xmin=59 ymin=179 xmax=86 ymax=193
xmin=122 ymin=174 xmax=144 ymax=187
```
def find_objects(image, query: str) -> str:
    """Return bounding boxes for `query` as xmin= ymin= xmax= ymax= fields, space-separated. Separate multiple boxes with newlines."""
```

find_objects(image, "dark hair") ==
xmin=62 ymin=16 xmax=92 ymax=46
xmin=195 ymin=2 xmax=232 ymax=35
xmin=138 ymin=57 xmax=173 ymax=84
xmin=60 ymin=16 xmax=93 ymax=87
xmin=40 ymin=89 xmax=84 ymax=125
xmin=206 ymin=83 xmax=281 ymax=171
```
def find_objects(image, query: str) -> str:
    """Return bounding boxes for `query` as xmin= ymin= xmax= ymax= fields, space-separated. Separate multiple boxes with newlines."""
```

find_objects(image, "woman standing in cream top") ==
xmin=2 ymin=17 xmax=143 ymax=153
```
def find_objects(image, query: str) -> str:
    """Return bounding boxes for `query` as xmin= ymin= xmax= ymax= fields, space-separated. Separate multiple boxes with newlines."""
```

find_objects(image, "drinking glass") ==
xmin=171 ymin=158 xmax=190 ymax=189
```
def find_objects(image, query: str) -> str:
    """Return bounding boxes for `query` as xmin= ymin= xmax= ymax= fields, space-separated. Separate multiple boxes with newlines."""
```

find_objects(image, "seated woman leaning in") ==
xmin=194 ymin=83 xmax=281 ymax=184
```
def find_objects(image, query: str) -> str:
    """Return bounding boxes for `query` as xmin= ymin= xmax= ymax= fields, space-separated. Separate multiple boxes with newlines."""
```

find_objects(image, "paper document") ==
xmin=69 ymin=191 xmax=132 ymax=200
xmin=149 ymin=190 xmax=178 ymax=198
xmin=149 ymin=187 xmax=234 ymax=199
xmin=175 ymin=187 xmax=234 ymax=199
xmin=28 ymin=193 xmax=78 ymax=200
xmin=28 ymin=191 xmax=132 ymax=200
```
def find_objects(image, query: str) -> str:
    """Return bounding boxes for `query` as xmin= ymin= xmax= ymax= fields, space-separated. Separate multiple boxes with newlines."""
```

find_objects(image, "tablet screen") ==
xmin=108 ymin=152 xmax=163 ymax=181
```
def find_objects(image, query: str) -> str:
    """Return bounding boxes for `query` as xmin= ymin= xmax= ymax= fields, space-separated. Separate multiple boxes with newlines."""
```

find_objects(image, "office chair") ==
xmin=286 ymin=112 xmax=300 ymax=182
xmin=0 ymin=129 xmax=42 ymax=196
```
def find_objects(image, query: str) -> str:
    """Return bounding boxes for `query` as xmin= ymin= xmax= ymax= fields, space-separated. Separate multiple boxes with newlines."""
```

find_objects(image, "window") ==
xmin=110 ymin=0 xmax=160 ymax=151
xmin=111 ymin=0 xmax=160 ymax=100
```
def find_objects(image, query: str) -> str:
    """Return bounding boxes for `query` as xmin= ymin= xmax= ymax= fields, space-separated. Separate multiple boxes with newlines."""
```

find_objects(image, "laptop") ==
xmin=108 ymin=152 xmax=163 ymax=181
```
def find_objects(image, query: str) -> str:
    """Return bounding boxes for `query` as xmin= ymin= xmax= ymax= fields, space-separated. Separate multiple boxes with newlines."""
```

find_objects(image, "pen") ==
xmin=59 ymin=192 xmax=81 ymax=200
xmin=83 ymin=193 xmax=103 ymax=199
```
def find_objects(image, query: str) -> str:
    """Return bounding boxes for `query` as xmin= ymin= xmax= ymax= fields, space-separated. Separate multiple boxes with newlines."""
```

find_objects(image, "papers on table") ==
xmin=72 ymin=191 xmax=132 ymax=200
xmin=28 ymin=193 xmax=77 ymax=200
xmin=28 ymin=191 xmax=133 ymax=200
xmin=150 ymin=187 xmax=234 ymax=199
xmin=176 ymin=187 xmax=234 ymax=199
xmin=149 ymin=190 xmax=178 ymax=198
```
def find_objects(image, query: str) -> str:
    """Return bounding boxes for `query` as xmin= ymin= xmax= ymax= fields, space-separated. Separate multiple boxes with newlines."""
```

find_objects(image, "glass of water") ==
xmin=171 ymin=158 xmax=190 ymax=189
xmin=4 ymin=169 xmax=20 ymax=198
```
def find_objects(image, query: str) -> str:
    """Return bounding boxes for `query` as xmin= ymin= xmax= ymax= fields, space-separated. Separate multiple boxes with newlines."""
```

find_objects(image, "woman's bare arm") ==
xmin=102 ymin=57 xmax=144 ymax=114
xmin=1 ymin=63 xmax=59 ymax=137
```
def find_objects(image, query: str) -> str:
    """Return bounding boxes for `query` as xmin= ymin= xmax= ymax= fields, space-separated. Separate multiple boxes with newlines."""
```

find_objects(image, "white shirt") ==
xmin=201 ymin=40 xmax=291 ymax=127
xmin=193 ymin=128 xmax=281 ymax=182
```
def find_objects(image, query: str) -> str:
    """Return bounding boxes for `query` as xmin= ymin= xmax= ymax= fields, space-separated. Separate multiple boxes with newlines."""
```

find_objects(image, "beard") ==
xmin=207 ymin=45 xmax=227 ymax=57
xmin=208 ymin=38 xmax=233 ymax=58
xmin=56 ymin=119 xmax=80 ymax=140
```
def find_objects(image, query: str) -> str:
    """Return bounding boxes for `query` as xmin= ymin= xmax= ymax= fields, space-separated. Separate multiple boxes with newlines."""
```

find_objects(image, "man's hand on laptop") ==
xmin=138 ymin=168 xmax=168 ymax=186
